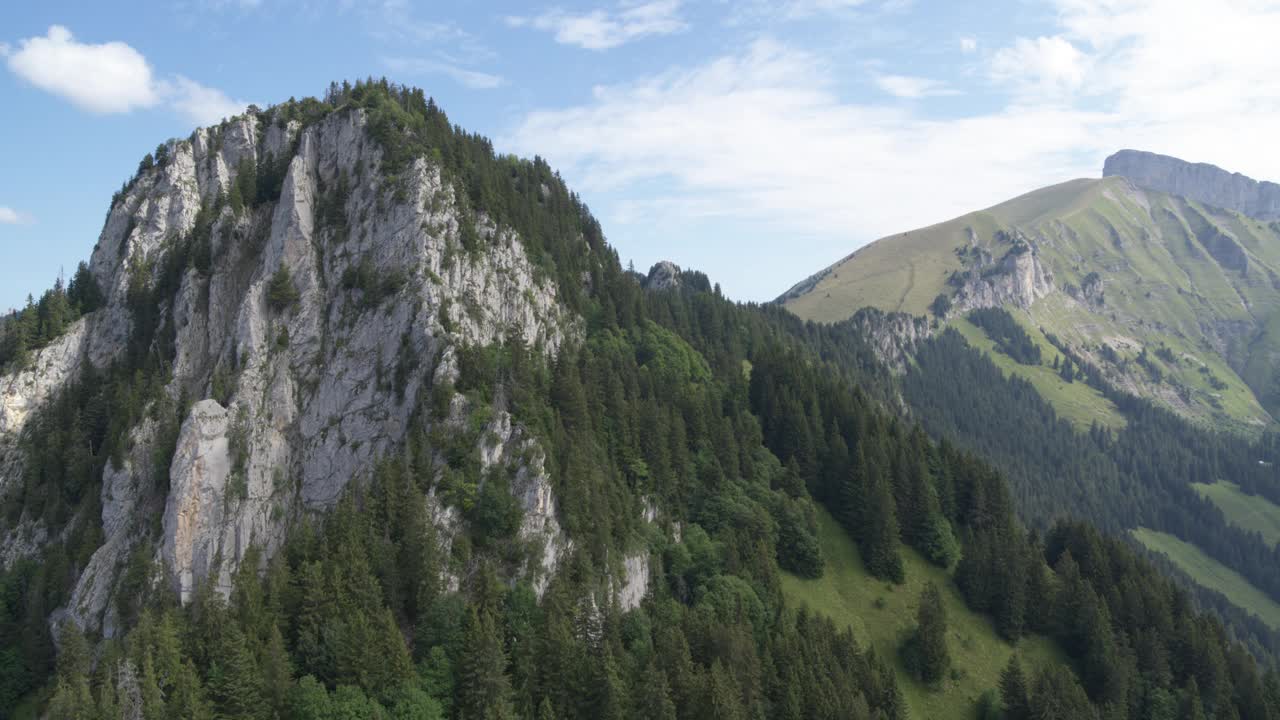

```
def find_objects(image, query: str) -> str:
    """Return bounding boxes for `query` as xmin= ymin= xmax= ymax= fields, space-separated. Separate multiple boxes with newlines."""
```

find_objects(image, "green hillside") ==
xmin=949 ymin=314 xmax=1126 ymax=431
xmin=1191 ymin=481 xmax=1280 ymax=547
xmin=783 ymin=509 xmax=1066 ymax=720
xmin=1131 ymin=528 xmax=1280 ymax=629
xmin=783 ymin=176 xmax=1280 ymax=434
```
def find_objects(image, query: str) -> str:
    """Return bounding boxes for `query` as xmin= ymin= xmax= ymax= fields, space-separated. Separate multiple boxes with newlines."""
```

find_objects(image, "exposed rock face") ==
xmin=1 ymin=107 xmax=590 ymax=633
xmin=849 ymin=308 xmax=931 ymax=373
xmin=477 ymin=407 xmax=570 ymax=599
xmin=952 ymin=243 xmax=1055 ymax=314
xmin=1104 ymin=149 xmax=1280 ymax=220
xmin=644 ymin=261 xmax=683 ymax=291
xmin=617 ymin=552 xmax=650 ymax=612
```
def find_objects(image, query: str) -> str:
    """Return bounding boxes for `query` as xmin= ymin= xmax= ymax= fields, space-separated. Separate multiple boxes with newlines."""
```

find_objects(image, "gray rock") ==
xmin=1 ymin=105 xmax=588 ymax=629
xmin=1104 ymin=149 xmax=1280 ymax=220
xmin=644 ymin=261 xmax=683 ymax=290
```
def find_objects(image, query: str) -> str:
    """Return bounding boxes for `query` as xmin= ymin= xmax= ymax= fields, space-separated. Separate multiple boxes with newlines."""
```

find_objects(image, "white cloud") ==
xmin=4 ymin=25 xmax=250 ymax=127
xmin=506 ymin=39 xmax=1106 ymax=255
xmin=990 ymin=0 xmax=1280 ymax=180
xmin=383 ymin=57 xmax=504 ymax=90
xmin=504 ymin=0 xmax=1280 ymax=301
xmin=874 ymin=73 xmax=957 ymax=99
xmin=508 ymin=0 xmax=688 ymax=50
xmin=4 ymin=25 xmax=160 ymax=113
xmin=959 ymin=35 xmax=977 ymax=53
xmin=781 ymin=0 xmax=869 ymax=16
xmin=168 ymin=76 xmax=252 ymax=125
xmin=989 ymin=35 xmax=1088 ymax=96
xmin=0 ymin=206 xmax=32 ymax=225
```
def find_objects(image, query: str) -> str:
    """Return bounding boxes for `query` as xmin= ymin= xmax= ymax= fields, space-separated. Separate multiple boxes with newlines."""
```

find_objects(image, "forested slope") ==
xmin=0 ymin=81 xmax=1277 ymax=720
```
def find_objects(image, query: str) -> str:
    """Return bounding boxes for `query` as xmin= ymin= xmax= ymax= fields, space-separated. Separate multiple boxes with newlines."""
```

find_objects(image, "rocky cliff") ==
xmin=1104 ymin=149 xmax=1280 ymax=220
xmin=0 ymin=103 xmax=662 ymax=637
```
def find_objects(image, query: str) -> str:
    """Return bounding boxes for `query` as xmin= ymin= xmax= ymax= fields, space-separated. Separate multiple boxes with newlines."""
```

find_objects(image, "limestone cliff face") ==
xmin=848 ymin=308 xmax=932 ymax=373
xmin=0 ymin=107 xmax=627 ymax=634
xmin=951 ymin=242 xmax=1055 ymax=314
xmin=1104 ymin=149 xmax=1280 ymax=221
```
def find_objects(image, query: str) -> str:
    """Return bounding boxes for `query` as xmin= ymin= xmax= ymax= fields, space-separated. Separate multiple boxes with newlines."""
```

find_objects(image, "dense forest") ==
xmin=1 ymin=80 xmax=1279 ymax=720
xmin=900 ymin=328 xmax=1280 ymax=658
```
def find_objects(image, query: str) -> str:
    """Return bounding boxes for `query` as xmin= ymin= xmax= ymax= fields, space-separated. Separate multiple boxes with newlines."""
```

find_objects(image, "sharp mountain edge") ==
xmin=4 ymin=85 xmax=1280 ymax=720
xmin=783 ymin=151 xmax=1280 ymax=432
xmin=0 ymin=105 xmax=597 ymax=637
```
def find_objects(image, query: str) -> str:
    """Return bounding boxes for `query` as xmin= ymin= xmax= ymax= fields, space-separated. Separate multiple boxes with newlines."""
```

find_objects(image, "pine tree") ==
xmin=45 ymin=676 xmax=95 ymax=720
xmin=168 ymin=659 xmax=213 ymax=720
xmin=1000 ymin=655 xmax=1030 ymax=720
xmin=633 ymin=659 xmax=677 ymax=720
xmin=1029 ymin=666 xmax=1094 ymax=720
xmin=206 ymin=624 xmax=263 ymax=719
xmin=259 ymin=625 xmax=293 ymax=717
xmin=904 ymin=581 xmax=950 ymax=684
xmin=1181 ymin=677 xmax=1207 ymax=720
xmin=458 ymin=607 xmax=516 ymax=720
xmin=706 ymin=661 xmax=745 ymax=720
xmin=862 ymin=467 xmax=904 ymax=583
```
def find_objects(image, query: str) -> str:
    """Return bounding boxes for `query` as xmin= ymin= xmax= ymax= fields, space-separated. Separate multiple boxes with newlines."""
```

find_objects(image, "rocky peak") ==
xmin=2 ymin=100 xmax=599 ymax=633
xmin=644 ymin=260 xmax=683 ymax=290
xmin=1103 ymin=149 xmax=1280 ymax=220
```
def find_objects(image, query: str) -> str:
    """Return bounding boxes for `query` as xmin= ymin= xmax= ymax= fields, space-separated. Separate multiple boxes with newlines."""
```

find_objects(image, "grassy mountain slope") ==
xmin=1192 ymin=481 xmax=1280 ymax=547
xmin=1131 ymin=528 xmax=1280 ymax=630
xmin=784 ymin=175 xmax=1280 ymax=434
xmin=783 ymin=509 xmax=1066 ymax=720
xmin=949 ymin=313 xmax=1126 ymax=431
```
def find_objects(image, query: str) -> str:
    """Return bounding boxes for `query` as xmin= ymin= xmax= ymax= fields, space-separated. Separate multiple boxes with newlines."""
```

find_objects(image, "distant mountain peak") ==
xmin=1103 ymin=149 xmax=1280 ymax=220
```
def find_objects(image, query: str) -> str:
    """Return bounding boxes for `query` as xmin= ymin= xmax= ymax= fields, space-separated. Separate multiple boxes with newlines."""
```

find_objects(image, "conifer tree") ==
xmin=862 ymin=467 xmax=904 ymax=583
xmin=206 ymin=624 xmax=262 ymax=719
xmin=633 ymin=659 xmax=677 ymax=720
xmin=1000 ymin=655 xmax=1030 ymax=720
xmin=904 ymin=581 xmax=950 ymax=684
xmin=458 ymin=607 xmax=516 ymax=720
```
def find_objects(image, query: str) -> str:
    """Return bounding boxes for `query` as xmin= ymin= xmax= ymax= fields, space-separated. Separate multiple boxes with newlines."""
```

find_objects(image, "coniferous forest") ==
xmin=1 ymin=80 xmax=1279 ymax=720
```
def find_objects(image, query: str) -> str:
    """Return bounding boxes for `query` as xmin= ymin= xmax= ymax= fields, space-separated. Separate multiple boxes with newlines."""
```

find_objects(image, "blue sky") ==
xmin=4 ymin=1 xmax=1280 ymax=312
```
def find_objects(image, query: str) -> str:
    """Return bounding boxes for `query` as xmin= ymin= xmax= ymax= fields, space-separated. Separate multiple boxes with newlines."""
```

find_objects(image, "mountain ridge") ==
xmin=783 ymin=158 xmax=1280 ymax=433
xmin=1104 ymin=148 xmax=1280 ymax=221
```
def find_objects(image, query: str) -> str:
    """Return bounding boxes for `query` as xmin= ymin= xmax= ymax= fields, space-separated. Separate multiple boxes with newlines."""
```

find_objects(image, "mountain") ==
xmin=782 ymin=156 xmax=1280 ymax=434
xmin=1104 ymin=149 xmax=1280 ymax=221
xmin=3 ymin=83 xmax=1280 ymax=720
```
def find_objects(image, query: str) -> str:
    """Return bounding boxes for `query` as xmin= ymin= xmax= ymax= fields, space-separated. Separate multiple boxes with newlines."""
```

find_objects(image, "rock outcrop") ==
xmin=1104 ymin=149 xmax=1280 ymax=221
xmin=1 ymin=106 xmax=589 ymax=633
xmin=644 ymin=260 xmax=683 ymax=291
xmin=952 ymin=240 xmax=1055 ymax=314
xmin=849 ymin=308 xmax=931 ymax=373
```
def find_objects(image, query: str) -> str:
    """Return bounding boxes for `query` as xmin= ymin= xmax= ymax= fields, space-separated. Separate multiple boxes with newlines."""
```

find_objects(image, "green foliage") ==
xmin=0 ymin=273 xmax=90 ymax=373
xmin=341 ymin=258 xmax=407 ymax=309
xmin=967 ymin=308 xmax=1041 ymax=365
xmin=266 ymin=266 xmax=300 ymax=312
xmin=930 ymin=293 xmax=952 ymax=318
xmin=10 ymin=81 xmax=1280 ymax=720
xmin=902 ymin=581 xmax=950 ymax=684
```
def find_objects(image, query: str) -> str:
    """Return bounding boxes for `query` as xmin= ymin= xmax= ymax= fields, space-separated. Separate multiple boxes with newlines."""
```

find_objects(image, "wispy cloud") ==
xmin=989 ymin=35 xmax=1088 ymax=97
xmin=383 ymin=56 xmax=504 ymax=90
xmin=167 ymin=75 xmax=254 ymax=125
xmin=507 ymin=0 xmax=1280 ymax=300
xmin=506 ymin=39 xmax=1105 ymax=252
xmin=959 ymin=35 xmax=977 ymax=54
xmin=507 ymin=0 xmax=688 ymax=50
xmin=0 ymin=206 xmax=33 ymax=225
xmin=3 ymin=25 xmax=250 ymax=126
xmin=874 ymin=73 xmax=958 ymax=99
